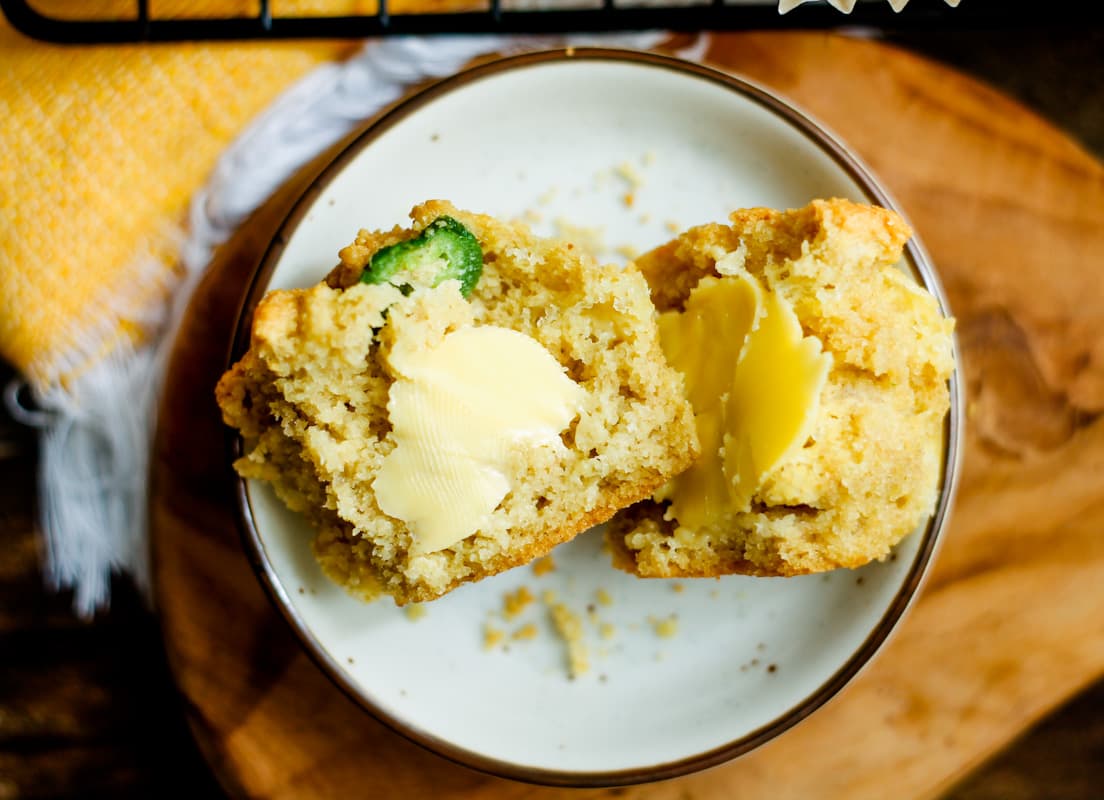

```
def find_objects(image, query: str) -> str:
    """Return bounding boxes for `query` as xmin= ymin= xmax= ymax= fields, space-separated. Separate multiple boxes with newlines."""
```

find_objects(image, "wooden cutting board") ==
xmin=150 ymin=32 xmax=1104 ymax=800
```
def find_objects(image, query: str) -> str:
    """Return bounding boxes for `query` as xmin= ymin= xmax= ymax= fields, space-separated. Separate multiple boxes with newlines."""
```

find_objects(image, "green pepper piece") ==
xmin=361 ymin=215 xmax=483 ymax=298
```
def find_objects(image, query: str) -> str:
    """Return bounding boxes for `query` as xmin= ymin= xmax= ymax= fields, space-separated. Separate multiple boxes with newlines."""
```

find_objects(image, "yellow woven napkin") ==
xmin=0 ymin=8 xmax=356 ymax=389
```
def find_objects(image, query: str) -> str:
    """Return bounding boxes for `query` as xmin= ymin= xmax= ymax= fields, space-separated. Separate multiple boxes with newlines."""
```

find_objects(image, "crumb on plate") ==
xmin=649 ymin=614 xmax=679 ymax=639
xmin=503 ymin=586 xmax=535 ymax=620
xmin=549 ymin=603 xmax=588 ymax=678
xmin=532 ymin=556 xmax=556 ymax=577
xmin=616 ymin=161 xmax=644 ymax=191
xmin=512 ymin=623 xmax=539 ymax=641
xmin=483 ymin=623 xmax=505 ymax=650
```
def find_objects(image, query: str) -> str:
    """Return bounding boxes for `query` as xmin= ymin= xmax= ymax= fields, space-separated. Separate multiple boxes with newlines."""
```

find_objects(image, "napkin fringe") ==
xmin=11 ymin=237 xmax=183 ymax=612
xmin=21 ymin=32 xmax=672 ymax=616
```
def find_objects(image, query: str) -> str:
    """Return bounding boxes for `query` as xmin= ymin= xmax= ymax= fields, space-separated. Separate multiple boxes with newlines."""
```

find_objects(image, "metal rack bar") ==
xmin=0 ymin=0 xmax=1083 ymax=45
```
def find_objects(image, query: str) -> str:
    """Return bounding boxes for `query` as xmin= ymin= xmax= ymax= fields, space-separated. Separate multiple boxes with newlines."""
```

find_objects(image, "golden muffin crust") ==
xmin=217 ymin=201 xmax=699 ymax=604
xmin=607 ymin=198 xmax=955 ymax=577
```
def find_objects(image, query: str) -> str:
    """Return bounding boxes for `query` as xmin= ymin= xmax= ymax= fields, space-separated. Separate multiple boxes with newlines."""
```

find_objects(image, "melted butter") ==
xmin=374 ymin=325 xmax=584 ymax=554
xmin=722 ymin=274 xmax=832 ymax=509
xmin=656 ymin=256 xmax=832 ymax=527
xmin=653 ymin=277 xmax=756 ymax=530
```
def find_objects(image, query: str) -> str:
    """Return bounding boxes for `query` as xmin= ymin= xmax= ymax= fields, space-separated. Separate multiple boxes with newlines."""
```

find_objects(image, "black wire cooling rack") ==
xmin=0 ymin=0 xmax=1074 ymax=43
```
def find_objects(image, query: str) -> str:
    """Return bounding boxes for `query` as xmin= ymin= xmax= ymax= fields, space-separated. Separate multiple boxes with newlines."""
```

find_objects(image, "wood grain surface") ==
xmin=147 ymin=32 xmax=1104 ymax=799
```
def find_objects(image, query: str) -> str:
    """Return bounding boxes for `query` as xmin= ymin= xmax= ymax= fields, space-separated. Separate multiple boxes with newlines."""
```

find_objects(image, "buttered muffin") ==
xmin=607 ymin=199 xmax=955 ymax=578
xmin=217 ymin=201 xmax=698 ymax=604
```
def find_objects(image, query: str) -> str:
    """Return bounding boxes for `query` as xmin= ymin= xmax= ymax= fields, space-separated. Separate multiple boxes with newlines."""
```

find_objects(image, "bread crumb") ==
xmin=483 ymin=624 xmax=505 ymax=650
xmin=550 ymin=603 xmax=588 ymax=678
xmin=622 ymin=192 xmax=635 ymax=209
xmin=616 ymin=161 xmax=644 ymax=191
xmin=503 ymin=586 xmax=535 ymax=620
xmin=596 ymin=588 xmax=613 ymax=607
xmin=404 ymin=604 xmax=427 ymax=621
xmin=522 ymin=208 xmax=543 ymax=225
xmin=512 ymin=623 xmax=539 ymax=641
xmin=616 ymin=244 xmax=640 ymax=261
xmin=599 ymin=622 xmax=616 ymax=640
xmin=671 ymin=582 xmax=685 ymax=594
xmin=664 ymin=219 xmax=680 ymax=233
xmin=541 ymin=589 xmax=558 ymax=605
xmin=649 ymin=614 xmax=679 ymax=639
xmin=532 ymin=556 xmax=556 ymax=577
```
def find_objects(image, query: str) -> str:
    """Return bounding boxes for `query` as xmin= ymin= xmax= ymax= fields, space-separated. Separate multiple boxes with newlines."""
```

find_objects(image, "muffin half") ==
xmin=607 ymin=199 xmax=955 ymax=578
xmin=217 ymin=201 xmax=698 ymax=604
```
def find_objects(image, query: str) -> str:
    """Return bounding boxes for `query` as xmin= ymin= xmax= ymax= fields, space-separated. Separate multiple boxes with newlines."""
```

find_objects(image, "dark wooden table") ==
xmin=2 ymin=29 xmax=1103 ymax=800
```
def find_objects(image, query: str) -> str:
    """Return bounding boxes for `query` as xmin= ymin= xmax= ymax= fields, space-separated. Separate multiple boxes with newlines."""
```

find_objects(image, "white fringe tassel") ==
xmin=10 ymin=33 xmax=668 ymax=617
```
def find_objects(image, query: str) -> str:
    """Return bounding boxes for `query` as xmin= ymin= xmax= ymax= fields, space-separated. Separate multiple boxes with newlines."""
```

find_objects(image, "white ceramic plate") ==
xmin=232 ymin=49 xmax=962 ymax=786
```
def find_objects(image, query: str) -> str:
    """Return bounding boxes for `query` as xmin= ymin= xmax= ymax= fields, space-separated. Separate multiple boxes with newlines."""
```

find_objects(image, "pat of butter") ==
xmin=656 ymin=257 xmax=832 ymax=528
xmin=653 ymin=277 xmax=755 ymax=530
xmin=374 ymin=325 xmax=584 ymax=554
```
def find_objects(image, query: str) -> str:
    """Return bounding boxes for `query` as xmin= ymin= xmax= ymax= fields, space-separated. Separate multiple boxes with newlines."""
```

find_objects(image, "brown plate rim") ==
xmin=225 ymin=46 xmax=964 ymax=789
